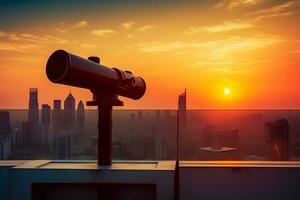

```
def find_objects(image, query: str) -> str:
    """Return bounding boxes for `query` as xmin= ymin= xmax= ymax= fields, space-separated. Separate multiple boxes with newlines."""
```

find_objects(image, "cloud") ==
xmin=0 ymin=42 xmax=42 ymax=52
xmin=0 ymin=32 xmax=67 ymax=53
xmin=122 ymin=21 xmax=135 ymax=29
xmin=291 ymin=50 xmax=300 ymax=53
xmin=9 ymin=34 xmax=21 ymax=41
xmin=78 ymin=43 xmax=96 ymax=49
xmin=196 ymin=58 xmax=273 ymax=66
xmin=19 ymin=33 xmax=67 ymax=44
xmin=209 ymin=36 xmax=284 ymax=58
xmin=127 ymin=33 xmax=134 ymax=38
xmin=215 ymin=0 xmax=264 ymax=10
xmin=135 ymin=35 xmax=284 ymax=55
xmin=0 ymin=43 xmax=23 ymax=52
xmin=92 ymin=29 xmax=116 ymax=37
xmin=54 ymin=27 xmax=68 ymax=33
xmin=252 ymin=1 xmax=298 ymax=21
xmin=0 ymin=31 xmax=7 ymax=37
xmin=185 ymin=21 xmax=254 ymax=35
xmin=2 ymin=55 xmax=43 ymax=63
xmin=73 ymin=20 xmax=88 ymax=28
xmin=138 ymin=25 xmax=155 ymax=32
xmin=216 ymin=0 xmax=299 ymax=21
xmin=136 ymin=41 xmax=186 ymax=52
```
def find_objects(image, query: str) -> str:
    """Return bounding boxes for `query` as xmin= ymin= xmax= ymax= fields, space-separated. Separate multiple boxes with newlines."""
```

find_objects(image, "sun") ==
xmin=224 ymin=88 xmax=231 ymax=95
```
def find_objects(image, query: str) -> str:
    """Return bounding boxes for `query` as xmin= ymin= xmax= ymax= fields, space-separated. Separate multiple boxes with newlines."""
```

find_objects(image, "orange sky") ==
xmin=0 ymin=0 xmax=300 ymax=109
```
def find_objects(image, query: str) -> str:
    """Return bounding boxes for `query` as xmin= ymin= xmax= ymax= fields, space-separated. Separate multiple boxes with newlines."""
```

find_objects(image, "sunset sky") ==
xmin=0 ymin=0 xmax=300 ymax=109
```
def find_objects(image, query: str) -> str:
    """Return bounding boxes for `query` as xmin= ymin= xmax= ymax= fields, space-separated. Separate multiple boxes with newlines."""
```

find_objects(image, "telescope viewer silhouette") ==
xmin=46 ymin=49 xmax=146 ymax=101
xmin=46 ymin=49 xmax=146 ymax=165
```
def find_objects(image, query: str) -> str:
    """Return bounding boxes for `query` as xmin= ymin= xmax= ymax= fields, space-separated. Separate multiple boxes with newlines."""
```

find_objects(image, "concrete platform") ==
xmin=1 ymin=160 xmax=176 ymax=200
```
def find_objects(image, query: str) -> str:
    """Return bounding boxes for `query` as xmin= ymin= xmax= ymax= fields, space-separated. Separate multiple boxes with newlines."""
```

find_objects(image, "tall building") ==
xmin=28 ymin=88 xmax=39 ymax=125
xmin=52 ymin=100 xmax=63 ymax=134
xmin=178 ymin=89 xmax=187 ymax=111
xmin=0 ymin=111 xmax=12 ymax=159
xmin=0 ymin=111 xmax=11 ymax=135
xmin=76 ymin=100 xmax=85 ymax=135
xmin=130 ymin=113 xmax=136 ymax=123
xmin=138 ymin=111 xmax=143 ymax=124
xmin=178 ymin=89 xmax=187 ymax=134
xmin=52 ymin=133 xmax=73 ymax=159
xmin=41 ymin=104 xmax=51 ymax=144
xmin=22 ymin=121 xmax=31 ymax=145
xmin=64 ymin=93 xmax=76 ymax=132
xmin=41 ymin=104 xmax=51 ymax=126
xmin=28 ymin=88 xmax=39 ymax=144
xmin=265 ymin=119 xmax=290 ymax=161
xmin=54 ymin=100 xmax=61 ymax=110
xmin=0 ymin=134 xmax=11 ymax=160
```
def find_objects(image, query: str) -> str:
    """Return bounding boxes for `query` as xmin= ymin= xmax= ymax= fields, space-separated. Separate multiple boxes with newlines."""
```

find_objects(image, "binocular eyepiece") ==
xmin=46 ymin=49 xmax=146 ymax=100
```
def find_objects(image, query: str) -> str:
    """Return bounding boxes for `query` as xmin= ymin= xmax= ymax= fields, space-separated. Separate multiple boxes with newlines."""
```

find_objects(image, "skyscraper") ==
xmin=28 ymin=88 xmax=39 ymax=125
xmin=41 ymin=104 xmax=51 ymax=144
xmin=52 ymin=99 xmax=63 ymax=134
xmin=178 ymin=89 xmax=187 ymax=111
xmin=54 ymin=100 xmax=61 ymax=110
xmin=178 ymin=89 xmax=187 ymax=134
xmin=0 ymin=111 xmax=11 ymax=135
xmin=28 ymin=88 xmax=39 ymax=144
xmin=76 ymin=100 xmax=85 ymax=135
xmin=64 ymin=93 xmax=76 ymax=132
xmin=52 ymin=133 xmax=73 ymax=159
xmin=265 ymin=119 xmax=290 ymax=161
xmin=41 ymin=104 xmax=51 ymax=126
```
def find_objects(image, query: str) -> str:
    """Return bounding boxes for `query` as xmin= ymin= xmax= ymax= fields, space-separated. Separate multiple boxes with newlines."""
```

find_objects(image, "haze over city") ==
xmin=1 ymin=0 xmax=300 ymax=109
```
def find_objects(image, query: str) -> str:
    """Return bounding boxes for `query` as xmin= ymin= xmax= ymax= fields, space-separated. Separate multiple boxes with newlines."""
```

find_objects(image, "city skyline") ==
xmin=0 ymin=0 xmax=300 ymax=109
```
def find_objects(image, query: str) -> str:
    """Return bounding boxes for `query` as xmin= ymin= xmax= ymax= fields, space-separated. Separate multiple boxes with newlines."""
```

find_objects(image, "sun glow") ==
xmin=224 ymin=88 xmax=231 ymax=95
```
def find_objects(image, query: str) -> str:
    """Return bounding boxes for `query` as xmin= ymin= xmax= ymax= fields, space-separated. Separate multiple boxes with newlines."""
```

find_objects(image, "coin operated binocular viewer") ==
xmin=46 ymin=49 xmax=146 ymax=166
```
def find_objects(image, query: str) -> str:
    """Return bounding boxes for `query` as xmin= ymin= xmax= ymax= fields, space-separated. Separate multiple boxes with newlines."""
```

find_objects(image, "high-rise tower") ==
xmin=265 ymin=119 xmax=289 ymax=161
xmin=0 ymin=111 xmax=11 ymax=135
xmin=76 ymin=100 xmax=85 ymax=135
xmin=52 ymin=100 xmax=63 ymax=134
xmin=41 ymin=104 xmax=51 ymax=144
xmin=64 ymin=93 xmax=76 ymax=132
xmin=28 ymin=88 xmax=39 ymax=143
xmin=41 ymin=104 xmax=51 ymax=126
xmin=178 ymin=89 xmax=187 ymax=134
xmin=28 ymin=88 xmax=39 ymax=125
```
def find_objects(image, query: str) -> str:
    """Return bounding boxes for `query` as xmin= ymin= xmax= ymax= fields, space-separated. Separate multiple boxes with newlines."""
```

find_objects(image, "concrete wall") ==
xmin=180 ymin=161 xmax=300 ymax=200
xmin=0 ymin=166 xmax=11 ymax=200
xmin=9 ymin=160 xmax=175 ymax=200
xmin=2 ymin=160 xmax=300 ymax=200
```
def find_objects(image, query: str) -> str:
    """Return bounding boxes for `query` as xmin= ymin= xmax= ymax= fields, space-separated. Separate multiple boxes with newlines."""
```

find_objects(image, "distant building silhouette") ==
xmin=0 ymin=111 xmax=11 ymax=135
xmin=41 ymin=104 xmax=51 ymax=144
xmin=138 ymin=111 xmax=143 ymax=124
xmin=0 ymin=111 xmax=12 ymax=159
xmin=156 ymin=110 xmax=161 ymax=122
xmin=178 ymin=89 xmax=187 ymax=134
xmin=76 ymin=100 xmax=85 ymax=135
xmin=13 ymin=128 xmax=23 ymax=146
xmin=130 ymin=113 xmax=136 ymax=123
xmin=28 ymin=88 xmax=39 ymax=143
xmin=178 ymin=89 xmax=187 ymax=111
xmin=41 ymin=104 xmax=51 ymax=126
xmin=52 ymin=133 xmax=72 ymax=159
xmin=0 ymin=135 xmax=11 ymax=160
xmin=265 ymin=119 xmax=289 ymax=161
xmin=54 ymin=99 xmax=61 ymax=110
xmin=22 ymin=121 xmax=31 ymax=145
xmin=52 ymin=100 xmax=63 ymax=134
xmin=64 ymin=93 xmax=76 ymax=132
